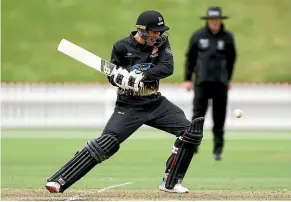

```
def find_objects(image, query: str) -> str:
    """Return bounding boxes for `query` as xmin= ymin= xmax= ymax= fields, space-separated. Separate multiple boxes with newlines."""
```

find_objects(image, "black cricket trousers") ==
xmin=192 ymin=82 xmax=228 ymax=154
xmin=102 ymin=93 xmax=191 ymax=143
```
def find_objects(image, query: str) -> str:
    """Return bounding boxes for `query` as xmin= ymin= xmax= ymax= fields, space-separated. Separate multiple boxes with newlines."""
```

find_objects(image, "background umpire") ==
xmin=184 ymin=6 xmax=237 ymax=160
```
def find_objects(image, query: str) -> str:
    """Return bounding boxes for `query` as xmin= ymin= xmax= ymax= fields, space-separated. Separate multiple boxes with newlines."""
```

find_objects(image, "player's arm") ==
xmin=108 ymin=43 xmax=126 ymax=86
xmin=110 ymin=42 xmax=126 ymax=67
xmin=142 ymin=39 xmax=174 ymax=82
xmin=184 ymin=32 xmax=199 ymax=81
xmin=109 ymin=43 xmax=144 ymax=91
xmin=226 ymin=33 xmax=237 ymax=81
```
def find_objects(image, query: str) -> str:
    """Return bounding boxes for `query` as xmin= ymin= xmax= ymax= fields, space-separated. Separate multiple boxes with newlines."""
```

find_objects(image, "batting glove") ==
xmin=112 ymin=67 xmax=130 ymax=89
xmin=127 ymin=69 xmax=144 ymax=92
xmin=110 ymin=67 xmax=144 ymax=92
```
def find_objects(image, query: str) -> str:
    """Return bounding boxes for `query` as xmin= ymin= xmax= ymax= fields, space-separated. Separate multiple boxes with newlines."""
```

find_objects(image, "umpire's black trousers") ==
xmin=102 ymin=93 xmax=191 ymax=143
xmin=192 ymin=82 xmax=228 ymax=154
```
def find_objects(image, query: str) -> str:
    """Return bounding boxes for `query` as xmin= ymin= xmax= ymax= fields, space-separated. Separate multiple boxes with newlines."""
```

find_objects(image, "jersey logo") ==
xmin=217 ymin=40 xmax=225 ymax=50
xmin=165 ymin=46 xmax=172 ymax=56
xmin=150 ymin=46 xmax=159 ymax=58
xmin=125 ymin=52 xmax=133 ymax=57
xmin=199 ymin=38 xmax=209 ymax=49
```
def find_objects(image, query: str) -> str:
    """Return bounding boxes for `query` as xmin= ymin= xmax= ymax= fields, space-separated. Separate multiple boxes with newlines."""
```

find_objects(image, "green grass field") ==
xmin=2 ymin=0 xmax=291 ymax=83
xmin=2 ymin=129 xmax=291 ymax=192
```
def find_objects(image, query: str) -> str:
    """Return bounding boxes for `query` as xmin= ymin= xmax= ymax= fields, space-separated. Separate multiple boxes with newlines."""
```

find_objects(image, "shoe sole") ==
xmin=159 ymin=187 xmax=189 ymax=194
xmin=45 ymin=184 xmax=59 ymax=193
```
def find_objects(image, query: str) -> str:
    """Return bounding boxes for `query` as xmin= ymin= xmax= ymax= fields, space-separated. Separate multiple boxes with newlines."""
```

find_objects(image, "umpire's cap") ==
xmin=136 ymin=10 xmax=170 ymax=32
xmin=200 ymin=6 xmax=229 ymax=20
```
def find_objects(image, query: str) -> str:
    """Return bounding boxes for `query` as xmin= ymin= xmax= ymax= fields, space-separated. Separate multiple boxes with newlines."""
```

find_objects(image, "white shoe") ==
xmin=159 ymin=179 xmax=189 ymax=193
xmin=45 ymin=182 xmax=61 ymax=193
xmin=213 ymin=153 xmax=223 ymax=161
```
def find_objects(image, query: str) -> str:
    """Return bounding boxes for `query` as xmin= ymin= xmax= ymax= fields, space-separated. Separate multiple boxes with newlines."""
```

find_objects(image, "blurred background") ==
xmin=2 ymin=0 xmax=291 ymax=82
xmin=1 ymin=0 xmax=291 ymax=197
xmin=1 ymin=0 xmax=291 ymax=129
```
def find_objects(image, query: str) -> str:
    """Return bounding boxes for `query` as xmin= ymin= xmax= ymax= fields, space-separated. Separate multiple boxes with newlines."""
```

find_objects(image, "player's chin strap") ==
xmin=164 ymin=117 xmax=205 ymax=189
xmin=137 ymin=28 xmax=168 ymax=47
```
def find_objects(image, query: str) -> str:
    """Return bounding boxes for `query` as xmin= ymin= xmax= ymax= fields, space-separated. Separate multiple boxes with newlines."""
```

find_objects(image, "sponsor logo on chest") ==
xmin=217 ymin=40 xmax=225 ymax=50
xmin=199 ymin=38 xmax=209 ymax=49
xmin=150 ymin=46 xmax=159 ymax=58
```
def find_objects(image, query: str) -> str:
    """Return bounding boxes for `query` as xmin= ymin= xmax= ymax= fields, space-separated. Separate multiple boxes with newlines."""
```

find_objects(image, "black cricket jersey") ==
xmin=185 ymin=24 xmax=236 ymax=86
xmin=109 ymin=31 xmax=174 ymax=103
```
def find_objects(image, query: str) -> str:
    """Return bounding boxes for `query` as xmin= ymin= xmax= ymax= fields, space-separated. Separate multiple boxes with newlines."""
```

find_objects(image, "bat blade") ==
xmin=57 ymin=39 xmax=116 ymax=76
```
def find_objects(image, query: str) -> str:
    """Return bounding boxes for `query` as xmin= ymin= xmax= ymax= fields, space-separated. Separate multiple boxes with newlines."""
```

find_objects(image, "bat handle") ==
xmin=109 ymin=67 xmax=118 ymax=76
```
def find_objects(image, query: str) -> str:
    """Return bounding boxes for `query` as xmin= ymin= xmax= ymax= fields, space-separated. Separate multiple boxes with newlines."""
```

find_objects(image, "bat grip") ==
xmin=110 ymin=67 xmax=119 ymax=76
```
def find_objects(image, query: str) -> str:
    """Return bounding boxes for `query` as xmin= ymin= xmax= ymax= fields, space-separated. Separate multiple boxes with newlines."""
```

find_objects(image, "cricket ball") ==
xmin=234 ymin=109 xmax=243 ymax=118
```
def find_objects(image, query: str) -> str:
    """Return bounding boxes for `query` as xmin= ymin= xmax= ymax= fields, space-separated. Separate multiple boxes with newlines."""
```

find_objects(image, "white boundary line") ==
xmin=97 ymin=182 xmax=134 ymax=193
xmin=65 ymin=182 xmax=134 ymax=201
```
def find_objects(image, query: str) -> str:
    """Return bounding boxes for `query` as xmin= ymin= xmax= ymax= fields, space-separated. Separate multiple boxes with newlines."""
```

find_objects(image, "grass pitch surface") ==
xmin=1 ymin=129 xmax=291 ymax=200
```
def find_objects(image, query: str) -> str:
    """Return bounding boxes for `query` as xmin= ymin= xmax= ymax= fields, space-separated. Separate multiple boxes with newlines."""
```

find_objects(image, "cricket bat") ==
xmin=57 ymin=39 xmax=117 ymax=76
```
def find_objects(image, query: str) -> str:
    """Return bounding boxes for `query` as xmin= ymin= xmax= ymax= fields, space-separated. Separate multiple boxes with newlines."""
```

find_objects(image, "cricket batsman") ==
xmin=45 ymin=10 xmax=205 ymax=194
